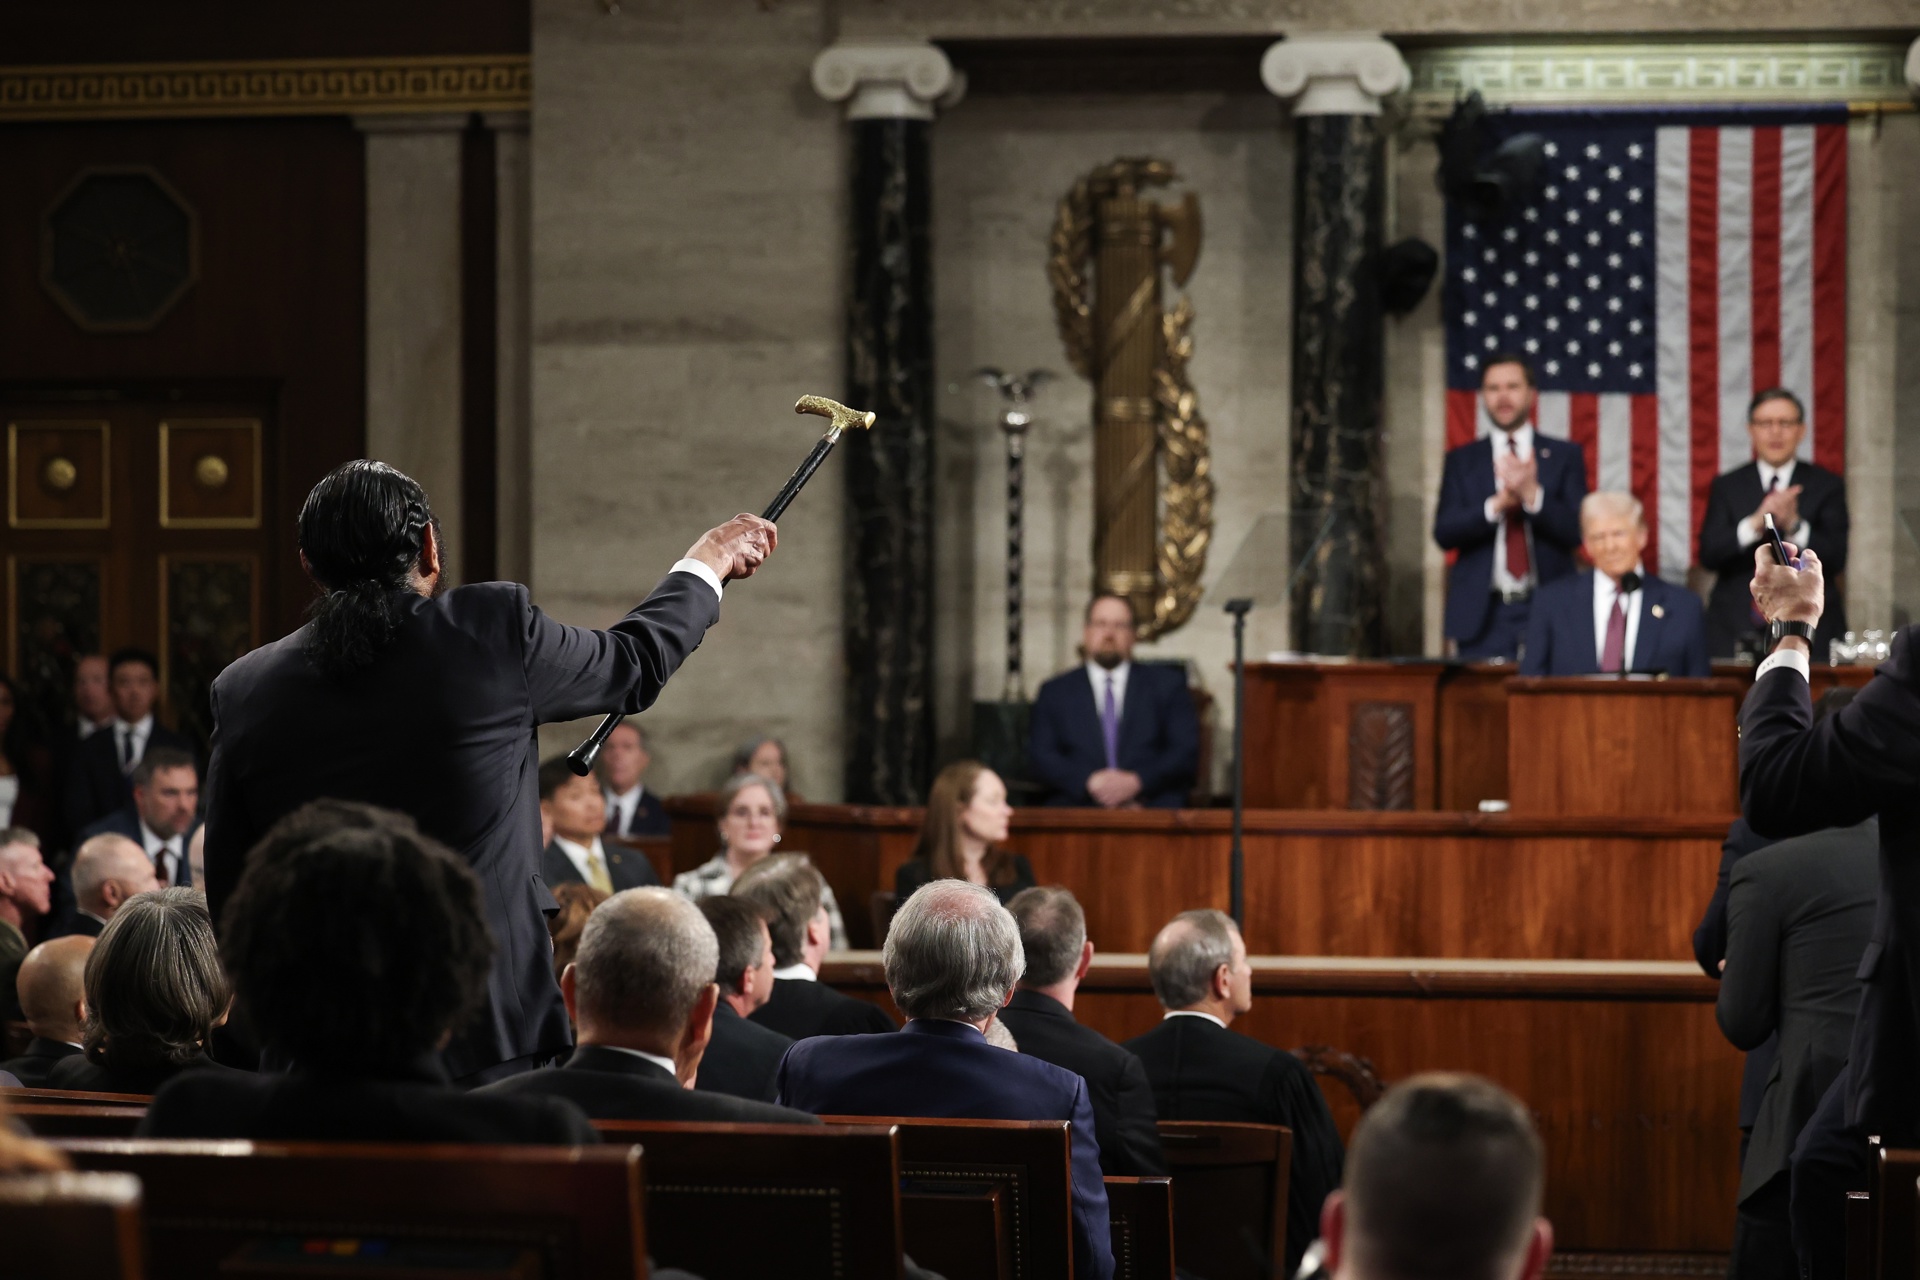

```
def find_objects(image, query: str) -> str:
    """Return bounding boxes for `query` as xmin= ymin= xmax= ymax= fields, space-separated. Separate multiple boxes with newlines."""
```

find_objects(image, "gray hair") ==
xmin=1148 ymin=909 xmax=1241 ymax=1009
xmin=1008 ymin=886 xmax=1087 ymax=988
xmin=72 ymin=835 xmax=150 ymax=913
xmin=0 ymin=826 xmax=41 ymax=852
xmin=572 ymin=887 xmax=719 ymax=1037
xmin=730 ymin=853 xmax=824 ymax=969
xmin=883 ymin=880 xmax=1025 ymax=1023
xmin=730 ymin=735 xmax=788 ymax=776
xmin=82 ymin=887 xmax=229 ymax=1070
xmin=1579 ymin=490 xmax=1644 ymax=528
xmin=718 ymin=771 xmax=788 ymax=828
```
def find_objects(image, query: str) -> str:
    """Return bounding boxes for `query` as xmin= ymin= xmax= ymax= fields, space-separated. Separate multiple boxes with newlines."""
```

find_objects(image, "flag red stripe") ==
xmin=1750 ymin=126 xmax=1782 ymax=392
xmin=1811 ymin=123 xmax=1847 ymax=474
xmin=1631 ymin=395 xmax=1662 ymax=578
xmin=1688 ymin=129 xmax=1722 ymax=563
xmin=1446 ymin=389 xmax=1478 ymax=451
xmin=1568 ymin=393 xmax=1600 ymax=498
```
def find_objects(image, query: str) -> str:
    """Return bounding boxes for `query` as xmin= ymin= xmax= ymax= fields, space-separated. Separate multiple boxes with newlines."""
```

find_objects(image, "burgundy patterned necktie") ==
xmin=1101 ymin=676 xmax=1120 ymax=771
xmin=1601 ymin=596 xmax=1628 ymax=672
xmin=1504 ymin=435 xmax=1530 ymax=579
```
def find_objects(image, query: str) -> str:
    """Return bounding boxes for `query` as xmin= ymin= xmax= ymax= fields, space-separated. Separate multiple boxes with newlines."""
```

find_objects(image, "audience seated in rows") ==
xmin=1001 ymin=885 xmax=1166 ymax=1177
xmin=778 ymin=879 xmax=1114 ymax=1280
xmin=673 ymin=772 xmax=847 ymax=948
xmin=894 ymin=761 xmax=1035 ymax=906
xmin=0 ymin=829 xmax=55 ymax=1020
xmin=1319 ymin=1073 xmax=1552 ymax=1280
xmin=597 ymin=721 xmax=670 ymax=838
xmin=547 ymin=881 xmax=609 ymax=981
xmin=0 ymin=935 xmax=91 ymax=1085
xmin=483 ymin=887 xmax=813 ymax=1125
xmin=139 ymin=801 xmax=595 ymax=1144
xmin=49 ymin=887 xmax=240 ymax=1095
xmin=63 ymin=648 xmax=193 ymax=841
xmin=693 ymin=894 xmax=792 ymax=1102
xmin=731 ymin=852 xmax=891 ymax=1039
xmin=59 ymin=834 xmax=159 ymax=938
xmin=1125 ymin=908 xmax=1344 ymax=1276
xmin=730 ymin=734 xmax=800 ymax=803
xmin=538 ymin=757 xmax=658 ymax=895
xmin=78 ymin=748 xmax=201 ymax=886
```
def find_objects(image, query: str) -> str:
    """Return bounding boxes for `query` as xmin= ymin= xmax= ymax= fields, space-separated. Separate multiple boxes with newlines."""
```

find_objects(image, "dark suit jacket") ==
xmin=1519 ymin=571 xmax=1709 ymax=678
xmin=1718 ymin=819 xmax=1876 ymax=1201
xmin=0 ymin=1037 xmax=82 ymax=1087
xmin=1125 ymin=1015 xmax=1345 ymax=1276
xmin=140 ymin=1055 xmax=599 ymax=1143
xmin=1433 ymin=431 xmax=1588 ymax=643
xmin=749 ymin=977 xmax=896 ymax=1040
xmin=539 ymin=839 xmax=659 ymax=894
xmin=777 ymin=1019 xmax=1114 ymax=1280
xmin=1698 ymin=460 xmax=1849 ymax=657
xmin=484 ymin=1043 xmax=817 ymax=1125
xmin=696 ymin=1001 xmax=792 ymax=1103
xmin=51 ymin=912 xmax=105 ymax=940
xmin=202 ymin=574 xmax=719 ymax=1080
xmin=998 ymin=989 xmax=1165 ymax=1177
xmin=894 ymin=856 xmax=1036 ymax=906
xmin=48 ymin=1050 xmax=245 ymax=1098
xmin=76 ymin=807 xmax=202 ymax=887
xmin=1693 ymin=816 xmax=1780 ymax=1131
xmin=62 ymin=721 xmax=194 ymax=842
xmin=1740 ymin=630 xmax=1920 ymax=1138
xmin=605 ymin=788 xmax=671 ymax=838
xmin=1027 ymin=663 xmax=1197 ymax=808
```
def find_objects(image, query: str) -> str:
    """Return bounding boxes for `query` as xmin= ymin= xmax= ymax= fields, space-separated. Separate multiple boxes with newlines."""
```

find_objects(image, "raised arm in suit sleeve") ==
xmin=521 ymin=572 xmax=721 ymax=723
xmin=1134 ymin=675 xmax=1198 ymax=800
xmin=1104 ymin=1051 xmax=1168 ymax=1177
xmin=1027 ymin=684 xmax=1093 ymax=803
xmin=1432 ymin=450 xmax=1497 ymax=552
xmin=1065 ymin=1078 xmax=1117 ymax=1280
xmin=1531 ymin=445 xmax=1588 ymax=553
xmin=1717 ymin=856 xmax=1785 ymax=1050
xmin=1696 ymin=475 xmax=1750 ymax=575
xmin=1740 ymin=631 xmax=1920 ymax=839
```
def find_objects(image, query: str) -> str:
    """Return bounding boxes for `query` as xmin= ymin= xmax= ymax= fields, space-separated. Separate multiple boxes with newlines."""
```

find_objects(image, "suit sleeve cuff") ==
xmin=1789 ymin=520 xmax=1811 ymax=549
xmin=1483 ymin=496 xmax=1502 ymax=524
xmin=1523 ymin=487 xmax=1544 ymax=515
xmin=1737 ymin=517 xmax=1762 ymax=549
xmin=1755 ymin=648 xmax=1810 ymax=684
xmin=670 ymin=558 xmax=724 ymax=602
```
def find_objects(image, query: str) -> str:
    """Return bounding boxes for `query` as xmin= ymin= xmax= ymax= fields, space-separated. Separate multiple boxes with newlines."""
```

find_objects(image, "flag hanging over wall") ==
xmin=1444 ymin=106 xmax=1848 ymax=582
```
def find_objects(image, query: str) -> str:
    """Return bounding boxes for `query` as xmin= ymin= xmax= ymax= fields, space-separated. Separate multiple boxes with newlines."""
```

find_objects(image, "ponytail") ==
xmin=297 ymin=461 xmax=437 ymax=677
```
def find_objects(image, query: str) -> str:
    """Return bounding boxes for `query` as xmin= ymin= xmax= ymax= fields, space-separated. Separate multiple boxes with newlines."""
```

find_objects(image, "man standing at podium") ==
xmin=1433 ymin=355 xmax=1588 ymax=661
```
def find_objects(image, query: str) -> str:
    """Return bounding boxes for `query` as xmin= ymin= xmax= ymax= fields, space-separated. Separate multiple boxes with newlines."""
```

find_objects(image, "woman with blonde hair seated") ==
xmin=894 ymin=761 xmax=1035 ymax=905
xmin=673 ymin=772 xmax=845 ymax=948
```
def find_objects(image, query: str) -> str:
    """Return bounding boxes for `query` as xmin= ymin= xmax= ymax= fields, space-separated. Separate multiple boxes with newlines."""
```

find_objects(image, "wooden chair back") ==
xmin=595 ymin=1120 xmax=902 ymax=1279
xmin=820 ymin=1115 xmax=1074 ymax=1280
xmin=1289 ymin=1044 xmax=1385 ymax=1143
xmin=11 ymin=1103 xmax=146 ymax=1139
xmin=1157 ymin=1120 xmax=1292 ymax=1280
xmin=1874 ymin=1148 xmax=1920 ymax=1280
xmin=56 ymin=1140 xmax=643 ymax=1280
xmin=1104 ymin=1177 xmax=1175 ymax=1280
xmin=2 ymin=1085 xmax=153 ymax=1106
xmin=0 ymin=1170 xmax=145 ymax=1280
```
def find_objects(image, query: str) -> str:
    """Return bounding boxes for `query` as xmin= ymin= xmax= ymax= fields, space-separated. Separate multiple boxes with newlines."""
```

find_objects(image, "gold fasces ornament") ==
xmin=1048 ymin=158 xmax=1214 ymax=641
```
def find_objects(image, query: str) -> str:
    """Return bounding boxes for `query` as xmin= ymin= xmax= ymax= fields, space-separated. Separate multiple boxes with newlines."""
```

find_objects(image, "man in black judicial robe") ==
xmin=202 ymin=461 xmax=774 ymax=1083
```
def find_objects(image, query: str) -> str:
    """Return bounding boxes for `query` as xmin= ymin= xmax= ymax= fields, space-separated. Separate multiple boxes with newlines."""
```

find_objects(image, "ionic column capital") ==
xmin=1261 ymin=35 xmax=1409 ymax=117
xmin=811 ymin=41 xmax=962 ymax=122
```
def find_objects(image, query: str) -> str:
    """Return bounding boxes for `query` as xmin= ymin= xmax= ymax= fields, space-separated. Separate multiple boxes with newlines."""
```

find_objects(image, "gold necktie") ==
xmin=585 ymin=847 xmax=613 ymax=895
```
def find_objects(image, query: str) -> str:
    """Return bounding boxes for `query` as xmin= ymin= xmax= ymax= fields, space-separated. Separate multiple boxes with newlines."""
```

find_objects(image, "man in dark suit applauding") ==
xmin=692 ymin=895 xmax=793 ymax=1102
xmin=733 ymin=853 xmax=894 ymax=1039
xmin=62 ymin=648 xmax=195 ymax=839
xmin=1000 ymin=886 xmax=1165 ymax=1178
xmin=1433 ymin=355 xmax=1588 ymax=660
xmin=778 ymin=880 xmax=1114 ymax=1280
xmin=1698 ymin=388 xmax=1849 ymax=659
xmin=1520 ymin=492 xmax=1709 ymax=678
xmin=538 ymin=758 xmax=659 ymax=895
xmin=1125 ymin=909 xmax=1344 ymax=1277
xmin=1028 ymin=595 xmax=1197 ymax=809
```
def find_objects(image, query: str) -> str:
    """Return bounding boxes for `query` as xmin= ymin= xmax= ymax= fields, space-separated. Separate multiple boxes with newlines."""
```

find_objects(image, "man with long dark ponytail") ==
xmin=202 ymin=460 xmax=774 ymax=1083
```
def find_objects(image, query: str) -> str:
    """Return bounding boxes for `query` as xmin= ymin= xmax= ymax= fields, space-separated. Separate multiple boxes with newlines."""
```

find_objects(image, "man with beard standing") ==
xmin=1027 ymin=594 xmax=1197 ymax=809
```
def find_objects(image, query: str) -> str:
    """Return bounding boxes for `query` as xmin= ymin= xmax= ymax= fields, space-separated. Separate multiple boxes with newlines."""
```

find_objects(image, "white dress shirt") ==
xmin=1162 ymin=1010 xmax=1227 ymax=1029
xmin=593 ymin=1043 xmax=681 ymax=1079
xmin=1084 ymin=660 xmax=1132 ymax=726
xmin=553 ymin=834 xmax=610 ymax=886
xmin=604 ymin=784 xmax=646 ymax=834
xmin=670 ymin=558 xmax=725 ymax=602
xmin=1757 ymin=646 xmax=1811 ymax=683
xmin=140 ymin=817 xmax=185 ymax=884
xmin=771 ymin=963 xmax=816 ymax=982
xmin=113 ymin=714 xmax=154 ymax=772
xmin=1736 ymin=459 xmax=1813 ymax=550
xmin=1592 ymin=570 xmax=1645 ymax=671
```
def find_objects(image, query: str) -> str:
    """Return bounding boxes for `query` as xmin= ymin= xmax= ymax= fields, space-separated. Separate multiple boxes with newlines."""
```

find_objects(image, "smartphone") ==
xmin=1764 ymin=513 xmax=1791 ymax=567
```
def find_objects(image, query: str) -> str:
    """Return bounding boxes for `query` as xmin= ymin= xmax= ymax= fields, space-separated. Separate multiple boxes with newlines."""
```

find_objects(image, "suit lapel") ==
xmin=1079 ymin=668 xmax=1108 ymax=758
xmin=1633 ymin=580 xmax=1665 ymax=672
xmin=1574 ymin=572 xmax=1600 ymax=672
xmin=1473 ymin=436 xmax=1497 ymax=499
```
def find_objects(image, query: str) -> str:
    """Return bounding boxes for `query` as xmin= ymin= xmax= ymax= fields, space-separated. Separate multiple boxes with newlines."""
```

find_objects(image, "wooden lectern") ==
xmin=1505 ymin=676 xmax=1746 ymax=819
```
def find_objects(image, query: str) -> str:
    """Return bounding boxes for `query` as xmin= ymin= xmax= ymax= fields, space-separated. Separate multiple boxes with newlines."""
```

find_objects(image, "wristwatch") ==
xmin=1768 ymin=620 xmax=1816 ymax=648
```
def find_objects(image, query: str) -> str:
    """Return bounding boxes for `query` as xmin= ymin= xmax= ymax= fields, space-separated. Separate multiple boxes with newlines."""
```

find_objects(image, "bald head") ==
xmin=571 ymin=888 xmax=719 ymax=1040
xmin=71 ymin=834 xmax=159 ymax=920
xmin=17 ymin=935 xmax=92 ymax=1043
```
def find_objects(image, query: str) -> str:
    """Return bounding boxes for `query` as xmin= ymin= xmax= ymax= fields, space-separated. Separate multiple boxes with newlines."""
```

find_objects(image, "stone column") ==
xmin=812 ymin=42 xmax=960 ymax=804
xmin=357 ymin=113 xmax=467 ymax=581
xmin=1263 ymin=36 xmax=1408 ymax=655
xmin=488 ymin=111 xmax=533 ymax=589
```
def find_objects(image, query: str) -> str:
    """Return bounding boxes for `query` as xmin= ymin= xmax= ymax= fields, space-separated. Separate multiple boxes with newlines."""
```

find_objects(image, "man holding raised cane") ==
xmin=1740 ymin=539 xmax=1917 ymax=1279
xmin=203 ymin=459 xmax=775 ymax=1084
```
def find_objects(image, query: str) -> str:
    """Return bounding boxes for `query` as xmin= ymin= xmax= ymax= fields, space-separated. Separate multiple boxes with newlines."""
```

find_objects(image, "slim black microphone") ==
xmin=1618 ymin=570 xmax=1643 ymax=594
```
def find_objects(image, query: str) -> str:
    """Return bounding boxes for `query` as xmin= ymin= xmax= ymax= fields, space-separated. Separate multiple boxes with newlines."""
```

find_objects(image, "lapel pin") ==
xmin=1651 ymin=604 xmax=1665 ymax=619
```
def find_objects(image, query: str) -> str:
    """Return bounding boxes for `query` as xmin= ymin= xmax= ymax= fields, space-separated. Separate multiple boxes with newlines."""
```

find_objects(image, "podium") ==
xmin=1241 ymin=661 xmax=1447 ymax=809
xmin=1506 ymin=676 xmax=1746 ymax=818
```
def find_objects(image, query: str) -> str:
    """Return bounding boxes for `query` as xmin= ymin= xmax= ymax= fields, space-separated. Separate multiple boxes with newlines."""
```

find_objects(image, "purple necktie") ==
xmin=1601 ymin=596 xmax=1628 ymax=672
xmin=1101 ymin=676 xmax=1119 ymax=770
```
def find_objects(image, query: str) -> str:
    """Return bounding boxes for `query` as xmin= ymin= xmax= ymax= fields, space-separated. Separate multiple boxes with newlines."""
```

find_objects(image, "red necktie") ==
xmin=1504 ymin=435 xmax=1530 ymax=579
xmin=1601 ymin=596 xmax=1627 ymax=672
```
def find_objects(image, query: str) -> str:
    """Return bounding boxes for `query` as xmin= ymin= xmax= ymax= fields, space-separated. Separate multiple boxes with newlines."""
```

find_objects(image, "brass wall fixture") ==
xmin=1048 ymin=158 xmax=1213 ymax=640
xmin=41 ymin=456 xmax=77 ymax=492
xmin=193 ymin=454 xmax=229 ymax=489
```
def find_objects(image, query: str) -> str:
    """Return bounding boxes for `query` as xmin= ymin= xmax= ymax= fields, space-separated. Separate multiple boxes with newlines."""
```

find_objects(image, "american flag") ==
xmin=1444 ymin=106 xmax=1848 ymax=581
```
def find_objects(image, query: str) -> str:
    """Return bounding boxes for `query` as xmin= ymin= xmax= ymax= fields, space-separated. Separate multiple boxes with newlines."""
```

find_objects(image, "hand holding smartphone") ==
xmin=1764 ymin=514 xmax=1794 ymax=568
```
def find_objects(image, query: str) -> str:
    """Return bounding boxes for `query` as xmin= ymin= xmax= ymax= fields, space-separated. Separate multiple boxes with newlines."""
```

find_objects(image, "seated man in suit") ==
xmin=62 ymin=647 xmax=194 ymax=839
xmin=1027 ymin=594 xmax=1198 ymax=809
xmin=78 ymin=749 xmax=201 ymax=887
xmin=1717 ymin=817 xmax=1877 ymax=1280
xmin=0 ymin=830 xmax=54 ymax=1022
xmin=597 ymin=721 xmax=671 ymax=838
xmin=1125 ymin=909 xmax=1344 ymax=1276
xmin=60 ymin=834 xmax=159 ymax=938
xmin=1433 ymin=354 xmax=1588 ymax=661
xmin=778 ymin=880 xmax=1115 ymax=1280
xmin=693 ymin=895 xmax=792 ymax=1102
xmin=1697 ymin=387 xmax=1849 ymax=659
xmin=732 ymin=853 xmax=893 ymax=1038
xmin=141 ymin=799 xmax=597 ymax=1143
xmin=1000 ymin=886 xmax=1166 ymax=1177
xmin=0 ymin=935 xmax=90 ymax=1085
xmin=1520 ymin=491 xmax=1709 ymax=678
xmin=1319 ymin=1074 xmax=1553 ymax=1280
xmin=538 ymin=757 xmax=658 ymax=894
xmin=485 ymin=888 xmax=814 ymax=1125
